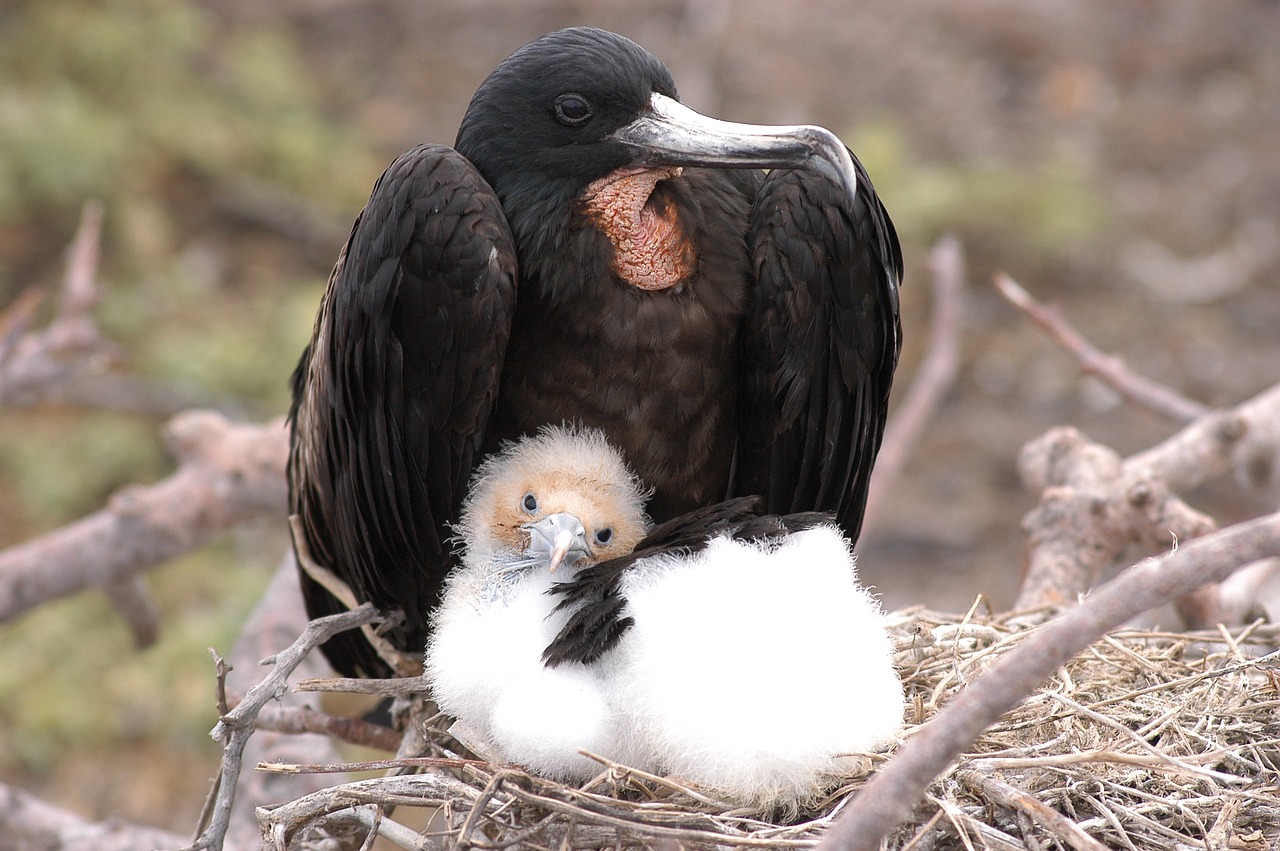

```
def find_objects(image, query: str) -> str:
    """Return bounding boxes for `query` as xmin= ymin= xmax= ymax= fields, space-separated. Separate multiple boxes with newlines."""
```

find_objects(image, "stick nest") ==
xmin=271 ymin=606 xmax=1280 ymax=850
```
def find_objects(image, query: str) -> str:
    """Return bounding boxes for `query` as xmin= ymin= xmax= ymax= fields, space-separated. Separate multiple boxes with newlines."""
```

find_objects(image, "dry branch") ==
xmin=0 ymin=780 xmax=195 ymax=851
xmin=254 ymin=700 xmax=406 ymax=753
xmin=0 ymin=200 xmax=117 ymax=406
xmin=1014 ymin=380 xmax=1280 ymax=610
xmin=994 ymin=273 xmax=1210 ymax=424
xmin=215 ymin=556 xmax=363 ymax=848
xmin=863 ymin=235 xmax=965 ymax=538
xmin=818 ymin=510 xmax=1280 ymax=851
xmin=183 ymin=599 xmax=385 ymax=851
xmin=0 ymin=201 xmax=239 ymax=416
xmin=0 ymin=411 xmax=288 ymax=631
xmin=957 ymin=771 xmax=1110 ymax=851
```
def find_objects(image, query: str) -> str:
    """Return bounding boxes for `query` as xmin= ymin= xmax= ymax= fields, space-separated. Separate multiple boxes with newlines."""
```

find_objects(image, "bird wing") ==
xmin=541 ymin=498 xmax=831 ymax=667
xmin=288 ymin=144 xmax=518 ymax=677
xmin=735 ymin=151 xmax=903 ymax=545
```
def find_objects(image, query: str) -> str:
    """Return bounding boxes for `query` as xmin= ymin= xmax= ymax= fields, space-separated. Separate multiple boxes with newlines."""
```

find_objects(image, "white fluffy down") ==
xmin=615 ymin=525 xmax=904 ymax=806
xmin=426 ymin=525 xmax=903 ymax=807
xmin=426 ymin=564 xmax=622 ymax=781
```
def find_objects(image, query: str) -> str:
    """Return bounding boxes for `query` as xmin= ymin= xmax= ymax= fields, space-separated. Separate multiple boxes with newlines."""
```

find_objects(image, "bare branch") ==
xmin=103 ymin=574 xmax=162 ymax=647
xmin=1015 ymin=381 xmax=1280 ymax=609
xmin=0 ymin=200 xmax=120 ymax=406
xmin=817 ymin=510 xmax=1280 ymax=851
xmin=1126 ymin=381 xmax=1280 ymax=494
xmin=0 ymin=411 xmax=288 ymax=624
xmin=0 ymin=203 xmax=243 ymax=416
xmin=0 ymin=780 xmax=195 ymax=851
xmin=254 ymin=702 xmax=405 ymax=753
xmin=1174 ymin=557 xmax=1279 ymax=627
xmin=863 ymin=235 xmax=965 ymax=538
xmin=182 ymin=600 xmax=385 ymax=851
xmin=257 ymin=772 xmax=474 ymax=851
xmin=295 ymin=674 xmax=430 ymax=696
xmin=217 ymin=556 xmax=355 ymax=849
xmin=0 ymin=287 xmax=44 ymax=363
xmin=994 ymin=273 xmax=1210 ymax=424
xmin=259 ymin=755 xmax=489 ymax=775
xmin=957 ymin=770 xmax=1109 ymax=851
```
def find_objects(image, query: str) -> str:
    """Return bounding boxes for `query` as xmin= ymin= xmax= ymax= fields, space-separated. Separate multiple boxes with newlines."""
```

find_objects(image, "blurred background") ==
xmin=1 ymin=0 xmax=1277 ymax=834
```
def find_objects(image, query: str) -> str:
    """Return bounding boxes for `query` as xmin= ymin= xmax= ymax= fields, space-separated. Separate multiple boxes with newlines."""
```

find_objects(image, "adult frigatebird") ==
xmin=289 ymin=27 xmax=903 ymax=678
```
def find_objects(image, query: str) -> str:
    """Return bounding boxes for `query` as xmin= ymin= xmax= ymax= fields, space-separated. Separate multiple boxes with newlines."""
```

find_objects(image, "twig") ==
xmin=294 ymin=674 xmax=431 ymax=696
xmin=260 ymin=756 xmax=489 ymax=775
xmin=218 ymin=556 xmax=353 ymax=848
xmin=994 ymin=273 xmax=1210 ymax=424
xmin=815 ymin=510 xmax=1280 ymax=851
xmin=957 ymin=771 xmax=1108 ymax=851
xmin=252 ymin=702 xmax=405 ymax=753
xmin=289 ymin=513 xmax=423 ymax=676
xmin=181 ymin=602 xmax=385 ymax=851
xmin=256 ymin=771 xmax=477 ymax=850
xmin=0 ymin=411 xmax=287 ymax=624
xmin=345 ymin=804 xmax=424 ymax=851
xmin=863 ymin=235 xmax=965 ymax=537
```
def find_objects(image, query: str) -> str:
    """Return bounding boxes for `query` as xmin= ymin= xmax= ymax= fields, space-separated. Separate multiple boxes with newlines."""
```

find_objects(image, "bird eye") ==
xmin=554 ymin=93 xmax=593 ymax=127
xmin=594 ymin=527 xmax=613 ymax=546
xmin=521 ymin=492 xmax=538 ymax=513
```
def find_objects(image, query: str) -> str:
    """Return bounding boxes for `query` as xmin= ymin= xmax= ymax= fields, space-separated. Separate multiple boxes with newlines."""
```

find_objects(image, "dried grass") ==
xmin=266 ymin=604 xmax=1280 ymax=850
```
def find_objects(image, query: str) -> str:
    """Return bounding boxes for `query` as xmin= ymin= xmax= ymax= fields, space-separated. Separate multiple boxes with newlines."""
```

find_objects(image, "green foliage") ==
xmin=0 ymin=542 xmax=272 ymax=773
xmin=849 ymin=120 xmax=1109 ymax=256
xmin=0 ymin=0 xmax=379 ymax=224
xmin=0 ymin=412 xmax=168 ymax=529
xmin=125 ymin=271 xmax=323 ymax=413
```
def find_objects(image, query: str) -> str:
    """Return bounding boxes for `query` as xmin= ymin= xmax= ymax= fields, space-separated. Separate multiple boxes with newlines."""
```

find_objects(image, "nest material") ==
xmin=274 ymin=606 xmax=1280 ymax=850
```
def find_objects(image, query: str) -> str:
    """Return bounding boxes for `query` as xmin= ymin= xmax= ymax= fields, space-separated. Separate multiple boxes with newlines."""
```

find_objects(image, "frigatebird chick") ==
xmin=428 ymin=427 xmax=904 ymax=808
xmin=605 ymin=527 xmax=904 ymax=809
xmin=424 ymin=425 xmax=649 ymax=781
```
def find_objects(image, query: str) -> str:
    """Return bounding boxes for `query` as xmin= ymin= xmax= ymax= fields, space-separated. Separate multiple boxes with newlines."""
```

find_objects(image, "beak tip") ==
xmin=547 ymin=528 xmax=576 ymax=574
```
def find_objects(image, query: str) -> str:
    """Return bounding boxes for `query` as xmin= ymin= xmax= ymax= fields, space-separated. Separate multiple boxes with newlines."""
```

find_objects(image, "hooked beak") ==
xmin=607 ymin=92 xmax=858 ymax=202
xmin=522 ymin=512 xmax=591 ymax=573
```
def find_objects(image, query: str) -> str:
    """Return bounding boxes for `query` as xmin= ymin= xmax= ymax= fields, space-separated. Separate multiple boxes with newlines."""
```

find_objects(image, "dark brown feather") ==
xmin=288 ymin=145 xmax=517 ymax=677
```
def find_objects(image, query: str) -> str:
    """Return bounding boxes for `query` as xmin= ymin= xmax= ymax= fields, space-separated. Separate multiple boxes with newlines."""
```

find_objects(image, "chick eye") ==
xmin=594 ymin=527 xmax=613 ymax=546
xmin=521 ymin=492 xmax=538 ymax=513
xmin=554 ymin=93 xmax=593 ymax=127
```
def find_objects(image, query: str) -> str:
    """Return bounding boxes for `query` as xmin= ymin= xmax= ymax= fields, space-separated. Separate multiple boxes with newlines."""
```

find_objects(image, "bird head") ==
xmin=457 ymin=425 xmax=650 ymax=573
xmin=454 ymin=28 xmax=860 ymax=291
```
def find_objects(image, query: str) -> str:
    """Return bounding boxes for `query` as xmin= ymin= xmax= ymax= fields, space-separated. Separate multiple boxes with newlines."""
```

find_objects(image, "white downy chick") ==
xmin=424 ymin=425 xmax=648 ymax=781
xmin=612 ymin=526 xmax=904 ymax=809
xmin=428 ymin=426 xmax=903 ymax=807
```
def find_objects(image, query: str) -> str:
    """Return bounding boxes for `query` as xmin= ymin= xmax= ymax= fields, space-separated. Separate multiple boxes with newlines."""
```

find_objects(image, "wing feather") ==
xmin=737 ymin=152 xmax=902 ymax=545
xmin=288 ymin=145 xmax=518 ymax=677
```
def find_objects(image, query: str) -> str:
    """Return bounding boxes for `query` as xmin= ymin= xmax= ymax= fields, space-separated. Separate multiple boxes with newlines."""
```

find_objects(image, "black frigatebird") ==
xmin=288 ymin=27 xmax=903 ymax=678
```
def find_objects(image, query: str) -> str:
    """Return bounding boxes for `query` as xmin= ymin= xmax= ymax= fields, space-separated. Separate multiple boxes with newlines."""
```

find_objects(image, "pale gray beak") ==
xmin=607 ymin=92 xmax=858 ymax=202
xmin=522 ymin=512 xmax=591 ymax=573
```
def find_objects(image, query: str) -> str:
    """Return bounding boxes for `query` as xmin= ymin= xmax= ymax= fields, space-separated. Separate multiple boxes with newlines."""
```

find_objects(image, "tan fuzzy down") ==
xmin=455 ymin=425 xmax=651 ymax=565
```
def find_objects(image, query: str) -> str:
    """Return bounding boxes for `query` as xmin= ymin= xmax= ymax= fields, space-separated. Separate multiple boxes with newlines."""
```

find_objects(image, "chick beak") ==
xmin=523 ymin=512 xmax=591 ymax=573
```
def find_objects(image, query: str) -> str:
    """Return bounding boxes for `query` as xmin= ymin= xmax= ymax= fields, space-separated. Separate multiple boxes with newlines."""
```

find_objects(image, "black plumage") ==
xmin=288 ymin=27 xmax=902 ymax=677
